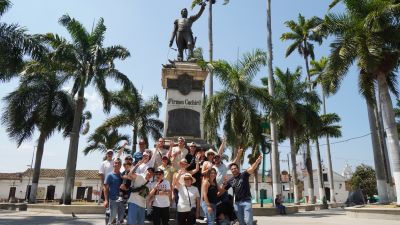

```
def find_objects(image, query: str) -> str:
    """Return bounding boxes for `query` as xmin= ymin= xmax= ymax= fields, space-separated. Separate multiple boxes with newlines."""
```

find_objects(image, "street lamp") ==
xmin=25 ymin=146 xmax=36 ymax=202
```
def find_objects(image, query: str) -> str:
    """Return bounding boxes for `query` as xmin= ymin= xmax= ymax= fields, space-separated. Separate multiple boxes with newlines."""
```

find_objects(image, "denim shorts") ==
xmin=127 ymin=202 xmax=145 ymax=225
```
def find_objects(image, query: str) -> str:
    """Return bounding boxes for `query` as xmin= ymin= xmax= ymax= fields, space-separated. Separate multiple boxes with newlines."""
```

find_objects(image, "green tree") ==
xmin=310 ymin=113 xmax=342 ymax=202
xmin=83 ymin=127 xmax=130 ymax=155
xmin=0 ymin=0 xmax=44 ymax=81
xmin=281 ymin=14 xmax=323 ymax=84
xmin=350 ymin=164 xmax=377 ymax=200
xmin=323 ymin=0 xmax=400 ymax=205
xmin=101 ymin=89 xmax=163 ymax=153
xmin=264 ymin=67 xmax=320 ymax=204
xmin=204 ymin=49 xmax=267 ymax=157
xmin=2 ymin=73 xmax=75 ymax=203
xmin=43 ymin=15 xmax=132 ymax=204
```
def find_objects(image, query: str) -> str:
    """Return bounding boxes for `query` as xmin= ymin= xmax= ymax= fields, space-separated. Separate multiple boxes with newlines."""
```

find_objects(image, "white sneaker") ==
xmin=116 ymin=197 xmax=123 ymax=202
xmin=204 ymin=218 xmax=208 ymax=222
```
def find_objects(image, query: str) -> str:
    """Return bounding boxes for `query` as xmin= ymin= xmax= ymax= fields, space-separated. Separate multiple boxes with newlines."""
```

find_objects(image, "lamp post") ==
xmin=25 ymin=146 xmax=36 ymax=202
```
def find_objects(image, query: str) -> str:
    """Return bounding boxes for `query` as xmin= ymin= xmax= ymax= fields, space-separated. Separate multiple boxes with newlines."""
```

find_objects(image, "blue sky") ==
xmin=0 ymin=0 xmax=376 ymax=174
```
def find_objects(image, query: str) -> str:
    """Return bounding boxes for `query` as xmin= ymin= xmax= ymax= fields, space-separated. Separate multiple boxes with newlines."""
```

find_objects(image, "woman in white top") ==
xmin=148 ymin=168 xmax=171 ymax=225
xmin=174 ymin=173 xmax=200 ymax=225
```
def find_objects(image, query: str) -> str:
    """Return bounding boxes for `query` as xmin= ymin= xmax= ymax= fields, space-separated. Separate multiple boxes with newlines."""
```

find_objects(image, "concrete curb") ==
xmin=345 ymin=206 xmax=400 ymax=220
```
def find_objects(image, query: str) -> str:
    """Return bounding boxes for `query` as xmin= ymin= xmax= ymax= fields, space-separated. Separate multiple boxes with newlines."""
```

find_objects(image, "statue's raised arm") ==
xmin=189 ymin=2 xmax=206 ymax=22
xmin=169 ymin=2 xmax=206 ymax=61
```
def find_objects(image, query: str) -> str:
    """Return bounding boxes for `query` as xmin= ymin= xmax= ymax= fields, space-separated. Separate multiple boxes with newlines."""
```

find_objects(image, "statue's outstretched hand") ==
xmin=169 ymin=41 xmax=173 ymax=47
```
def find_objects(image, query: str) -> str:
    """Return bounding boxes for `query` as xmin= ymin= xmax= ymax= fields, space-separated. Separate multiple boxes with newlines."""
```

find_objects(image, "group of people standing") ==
xmin=99 ymin=136 xmax=262 ymax=225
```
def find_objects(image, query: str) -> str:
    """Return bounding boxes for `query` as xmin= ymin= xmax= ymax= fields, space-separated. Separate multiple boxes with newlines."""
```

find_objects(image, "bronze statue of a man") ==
xmin=169 ymin=2 xmax=206 ymax=61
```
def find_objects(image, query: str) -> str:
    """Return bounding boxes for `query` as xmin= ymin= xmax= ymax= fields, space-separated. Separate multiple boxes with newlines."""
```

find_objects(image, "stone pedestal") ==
xmin=161 ymin=62 xmax=208 ymax=143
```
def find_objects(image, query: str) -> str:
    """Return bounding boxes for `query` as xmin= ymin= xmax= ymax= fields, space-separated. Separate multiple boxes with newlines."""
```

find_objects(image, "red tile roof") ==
xmin=0 ymin=169 xmax=99 ymax=180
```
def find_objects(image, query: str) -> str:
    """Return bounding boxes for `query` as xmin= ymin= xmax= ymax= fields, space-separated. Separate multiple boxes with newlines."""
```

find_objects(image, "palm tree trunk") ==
xmin=62 ymin=89 xmax=85 ymax=205
xmin=366 ymin=98 xmax=389 ymax=204
xmin=254 ymin=170 xmax=259 ymax=202
xmin=376 ymin=88 xmax=394 ymax=200
xmin=306 ymin=140 xmax=314 ymax=203
xmin=208 ymin=1 xmax=213 ymax=97
xmin=289 ymin=134 xmax=300 ymax=204
xmin=376 ymin=73 xmax=400 ymax=205
xmin=322 ymin=93 xmax=336 ymax=203
xmin=303 ymin=50 xmax=316 ymax=204
xmin=315 ymin=139 xmax=325 ymax=202
xmin=132 ymin=127 xmax=137 ymax=153
xmin=28 ymin=132 xmax=46 ymax=203
xmin=266 ymin=0 xmax=281 ymax=200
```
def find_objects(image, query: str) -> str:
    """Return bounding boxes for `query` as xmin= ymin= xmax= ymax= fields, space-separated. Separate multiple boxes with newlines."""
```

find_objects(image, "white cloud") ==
xmin=85 ymin=91 xmax=103 ymax=112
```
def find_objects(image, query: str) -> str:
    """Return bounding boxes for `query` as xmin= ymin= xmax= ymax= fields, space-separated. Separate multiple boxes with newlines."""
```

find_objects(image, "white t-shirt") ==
xmin=177 ymin=185 xmax=199 ymax=212
xmin=150 ymin=180 xmax=171 ymax=208
xmin=99 ymin=160 xmax=114 ymax=184
xmin=127 ymin=174 xmax=150 ymax=208
xmin=152 ymin=148 xmax=168 ymax=168
xmin=171 ymin=146 xmax=188 ymax=168
xmin=213 ymin=163 xmax=228 ymax=186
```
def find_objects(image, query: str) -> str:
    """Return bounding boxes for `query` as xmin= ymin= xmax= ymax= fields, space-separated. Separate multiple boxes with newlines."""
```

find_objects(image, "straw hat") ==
xmin=205 ymin=149 xmax=217 ymax=157
xmin=179 ymin=173 xmax=196 ymax=185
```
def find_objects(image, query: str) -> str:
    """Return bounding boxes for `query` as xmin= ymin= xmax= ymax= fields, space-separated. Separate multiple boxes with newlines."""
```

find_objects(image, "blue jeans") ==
xmin=108 ymin=200 xmax=125 ymax=224
xmin=234 ymin=200 xmax=253 ymax=225
xmin=127 ymin=202 xmax=145 ymax=225
xmin=201 ymin=201 xmax=216 ymax=225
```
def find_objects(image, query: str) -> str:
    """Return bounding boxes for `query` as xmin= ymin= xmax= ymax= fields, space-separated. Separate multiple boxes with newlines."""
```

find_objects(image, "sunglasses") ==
xmin=184 ymin=178 xmax=192 ymax=181
xmin=155 ymin=173 xmax=163 ymax=176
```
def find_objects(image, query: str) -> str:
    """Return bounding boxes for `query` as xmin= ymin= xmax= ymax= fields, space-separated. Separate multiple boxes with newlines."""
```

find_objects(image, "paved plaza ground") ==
xmin=0 ymin=208 xmax=398 ymax=225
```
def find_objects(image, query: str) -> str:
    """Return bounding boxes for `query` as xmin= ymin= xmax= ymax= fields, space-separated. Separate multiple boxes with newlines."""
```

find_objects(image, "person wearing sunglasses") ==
xmin=148 ymin=169 xmax=171 ymax=225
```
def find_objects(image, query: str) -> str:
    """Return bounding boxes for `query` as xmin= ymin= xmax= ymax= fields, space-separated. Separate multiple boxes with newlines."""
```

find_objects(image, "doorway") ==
xmin=325 ymin=187 xmax=331 ymax=202
xmin=86 ymin=186 xmax=93 ymax=201
xmin=76 ymin=187 xmax=86 ymax=200
xmin=8 ymin=187 xmax=16 ymax=201
xmin=46 ymin=185 xmax=55 ymax=201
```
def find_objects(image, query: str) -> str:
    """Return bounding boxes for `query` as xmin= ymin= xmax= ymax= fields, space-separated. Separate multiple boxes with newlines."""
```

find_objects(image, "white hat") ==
xmin=179 ymin=173 xmax=196 ymax=185
xmin=205 ymin=149 xmax=217 ymax=157
xmin=106 ymin=149 xmax=114 ymax=154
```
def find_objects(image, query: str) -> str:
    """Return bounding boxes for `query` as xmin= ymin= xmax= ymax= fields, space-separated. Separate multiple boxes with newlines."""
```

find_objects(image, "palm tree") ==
xmin=281 ymin=14 xmax=323 ymax=85
xmin=0 ymin=0 xmax=44 ymax=81
xmin=266 ymin=0 xmax=281 ymax=200
xmin=281 ymin=14 xmax=323 ymax=203
xmin=204 ymin=49 xmax=267 ymax=156
xmin=101 ymin=89 xmax=163 ymax=153
xmin=83 ymin=126 xmax=130 ymax=155
xmin=1 ymin=72 xmax=75 ymax=203
xmin=323 ymin=0 xmax=400 ymax=205
xmin=310 ymin=113 xmax=342 ymax=203
xmin=310 ymin=57 xmax=338 ymax=203
xmin=264 ymin=67 xmax=320 ymax=204
xmin=42 ymin=15 xmax=133 ymax=204
xmin=192 ymin=0 xmax=230 ymax=97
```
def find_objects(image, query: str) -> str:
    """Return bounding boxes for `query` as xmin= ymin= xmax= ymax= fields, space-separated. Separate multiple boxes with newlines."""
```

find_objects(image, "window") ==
xmin=323 ymin=173 xmax=328 ymax=182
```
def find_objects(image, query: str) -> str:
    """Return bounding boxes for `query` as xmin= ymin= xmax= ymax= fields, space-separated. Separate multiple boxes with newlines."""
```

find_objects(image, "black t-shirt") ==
xmin=186 ymin=153 xmax=196 ymax=171
xmin=224 ymin=171 xmax=251 ymax=202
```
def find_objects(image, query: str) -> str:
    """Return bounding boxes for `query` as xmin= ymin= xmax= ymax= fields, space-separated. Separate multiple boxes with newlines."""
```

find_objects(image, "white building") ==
xmin=0 ymin=169 xmax=101 ymax=203
xmin=245 ymin=167 xmax=350 ymax=203
xmin=302 ymin=168 xmax=350 ymax=203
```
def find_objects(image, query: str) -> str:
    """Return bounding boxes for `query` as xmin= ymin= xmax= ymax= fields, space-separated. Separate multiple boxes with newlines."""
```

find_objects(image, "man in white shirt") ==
xmin=152 ymin=138 xmax=168 ymax=169
xmin=148 ymin=168 xmax=171 ymax=225
xmin=168 ymin=136 xmax=188 ymax=168
xmin=125 ymin=167 xmax=153 ymax=225
xmin=99 ymin=141 xmax=128 ymax=201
